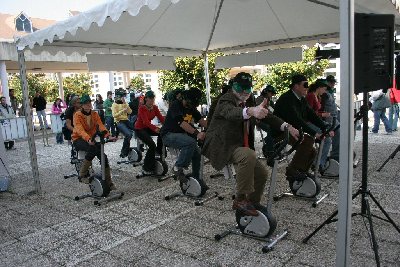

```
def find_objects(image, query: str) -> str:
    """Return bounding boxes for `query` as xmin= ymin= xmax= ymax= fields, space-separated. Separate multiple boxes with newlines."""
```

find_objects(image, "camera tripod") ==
xmin=376 ymin=144 xmax=400 ymax=172
xmin=302 ymin=93 xmax=400 ymax=267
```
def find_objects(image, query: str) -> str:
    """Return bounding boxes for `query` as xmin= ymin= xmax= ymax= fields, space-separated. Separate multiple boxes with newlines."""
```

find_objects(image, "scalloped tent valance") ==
xmin=12 ymin=0 xmax=397 ymax=57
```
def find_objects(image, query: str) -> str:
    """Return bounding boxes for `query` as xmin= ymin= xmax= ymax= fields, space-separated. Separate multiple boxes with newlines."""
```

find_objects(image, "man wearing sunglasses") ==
xmin=273 ymin=74 xmax=329 ymax=181
xmin=203 ymin=72 xmax=299 ymax=216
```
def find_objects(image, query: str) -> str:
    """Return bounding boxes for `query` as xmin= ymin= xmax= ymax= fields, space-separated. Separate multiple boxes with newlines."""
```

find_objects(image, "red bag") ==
xmin=390 ymin=88 xmax=400 ymax=104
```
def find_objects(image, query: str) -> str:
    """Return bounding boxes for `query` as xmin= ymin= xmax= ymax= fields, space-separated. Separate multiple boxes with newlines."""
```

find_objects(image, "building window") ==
xmin=15 ymin=13 xmax=32 ymax=33
xmin=114 ymin=82 xmax=117 ymax=86
xmin=145 ymin=74 xmax=151 ymax=78
xmin=94 ymin=74 xmax=98 ymax=78
xmin=118 ymin=82 xmax=123 ymax=85
xmin=95 ymin=84 xmax=99 ymax=88
xmin=328 ymin=62 xmax=336 ymax=69
xmin=118 ymin=77 xmax=122 ymax=80
xmin=145 ymin=79 xmax=151 ymax=83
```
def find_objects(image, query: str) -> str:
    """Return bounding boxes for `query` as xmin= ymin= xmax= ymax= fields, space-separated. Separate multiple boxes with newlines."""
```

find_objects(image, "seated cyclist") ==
xmin=112 ymin=88 xmax=133 ymax=158
xmin=72 ymin=94 xmax=117 ymax=190
xmin=134 ymin=90 xmax=165 ymax=175
xmin=273 ymin=74 xmax=332 ymax=181
xmin=160 ymin=87 xmax=208 ymax=189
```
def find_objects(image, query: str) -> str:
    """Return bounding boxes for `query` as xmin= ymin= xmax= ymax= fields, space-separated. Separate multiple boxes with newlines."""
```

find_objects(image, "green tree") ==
xmin=62 ymin=74 xmax=92 ymax=98
xmin=159 ymin=53 xmax=230 ymax=102
xmin=130 ymin=76 xmax=145 ymax=91
xmin=253 ymin=46 xmax=330 ymax=95
xmin=8 ymin=73 xmax=58 ymax=102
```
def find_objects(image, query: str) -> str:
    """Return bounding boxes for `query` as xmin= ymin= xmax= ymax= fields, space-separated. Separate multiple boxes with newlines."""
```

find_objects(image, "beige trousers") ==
xmin=231 ymin=147 xmax=269 ymax=203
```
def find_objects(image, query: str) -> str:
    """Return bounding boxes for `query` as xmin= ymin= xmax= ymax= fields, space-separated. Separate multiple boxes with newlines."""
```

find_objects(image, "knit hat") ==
xmin=145 ymin=90 xmax=155 ymax=98
xmin=80 ymin=94 xmax=91 ymax=104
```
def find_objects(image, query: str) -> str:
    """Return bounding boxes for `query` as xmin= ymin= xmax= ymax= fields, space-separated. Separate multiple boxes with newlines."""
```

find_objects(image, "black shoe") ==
xmin=120 ymin=152 xmax=128 ymax=158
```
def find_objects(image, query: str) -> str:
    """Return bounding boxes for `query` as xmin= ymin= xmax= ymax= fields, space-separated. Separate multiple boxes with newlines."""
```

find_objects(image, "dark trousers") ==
xmin=286 ymin=134 xmax=316 ymax=175
xmin=73 ymin=138 xmax=109 ymax=167
xmin=105 ymin=116 xmax=118 ymax=137
xmin=135 ymin=128 xmax=163 ymax=171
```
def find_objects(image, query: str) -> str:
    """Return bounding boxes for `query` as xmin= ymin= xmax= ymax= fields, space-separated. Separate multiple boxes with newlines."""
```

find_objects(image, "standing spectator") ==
xmin=64 ymin=96 xmax=81 ymax=145
xmin=0 ymin=96 xmax=16 ymax=150
xmin=388 ymin=86 xmax=400 ymax=131
xmin=103 ymin=91 xmax=118 ymax=137
xmin=370 ymin=89 xmax=392 ymax=134
xmin=52 ymin=98 xmax=66 ymax=144
xmin=32 ymin=92 xmax=50 ymax=130
xmin=94 ymin=94 xmax=105 ymax=124
xmin=128 ymin=91 xmax=141 ymax=123
xmin=9 ymin=89 xmax=18 ymax=115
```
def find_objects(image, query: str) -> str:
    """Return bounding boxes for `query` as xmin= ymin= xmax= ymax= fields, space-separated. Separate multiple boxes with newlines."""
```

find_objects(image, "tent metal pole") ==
xmin=203 ymin=0 xmax=225 ymax=111
xmin=336 ymin=0 xmax=354 ymax=266
xmin=56 ymin=72 xmax=64 ymax=101
xmin=17 ymin=49 xmax=41 ymax=194
xmin=203 ymin=54 xmax=211 ymax=110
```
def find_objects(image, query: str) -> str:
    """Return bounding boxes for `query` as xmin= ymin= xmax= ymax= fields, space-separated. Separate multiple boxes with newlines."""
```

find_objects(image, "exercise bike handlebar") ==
xmin=269 ymin=127 xmax=304 ymax=160
xmin=90 ymin=126 xmax=115 ymax=144
xmin=285 ymin=128 xmax=304 ymax=156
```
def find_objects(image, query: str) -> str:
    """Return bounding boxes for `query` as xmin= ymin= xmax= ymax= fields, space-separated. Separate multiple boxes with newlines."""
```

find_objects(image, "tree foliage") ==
xmin=62 ymin=74 xmax=92 ymax=98
xmin=8 ymin=73 xmax=59 ymax=103
xmin=252 ymin=46 xmax=330 ymax=95
xmin=159 ymin=53 xmax=230 ymax=102
xmin=130 ymin=76 xmax=145 ymax=91
xmin=8 ymin=73 xmax=92 ymax=103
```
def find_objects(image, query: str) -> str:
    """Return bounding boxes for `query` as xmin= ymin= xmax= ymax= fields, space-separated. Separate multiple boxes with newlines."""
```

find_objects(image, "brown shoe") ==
xmin=232 ymin=199 xmax=259 ymax=216
xmin=109 ymin=183 xmax=117 ymax=191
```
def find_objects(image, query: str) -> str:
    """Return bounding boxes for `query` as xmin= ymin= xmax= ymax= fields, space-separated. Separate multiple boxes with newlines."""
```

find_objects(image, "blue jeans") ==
xmin=56 ymin=133 xmax=64 ymax=144
xmin=388 ymin=103 xmax=400 ymax=131
xmin=162 ymin=132 xmax=201 ymax=180
xmin=117 ymin=120 xmax=134 ymax=155
xmin=36 ymin=110 xmax=49 ymax=129
xmin=372 ymin=109 xmax=392 ymax=133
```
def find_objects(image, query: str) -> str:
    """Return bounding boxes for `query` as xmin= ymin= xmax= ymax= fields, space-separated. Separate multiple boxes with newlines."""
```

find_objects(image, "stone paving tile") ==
xmin=0 ymin=240 xmax=41 ymax=267
xmin=19 ymin=227 xmax=65 ymax=253
xmin=44 ymin=237 xmax=99 ymax=266
xmin=19 ymin=254 xmax=62 ymax=267
xmin=74 ymin=251 xmax=133 ymax=267
xmin=106 ymin=237 xmax=158 ymax=263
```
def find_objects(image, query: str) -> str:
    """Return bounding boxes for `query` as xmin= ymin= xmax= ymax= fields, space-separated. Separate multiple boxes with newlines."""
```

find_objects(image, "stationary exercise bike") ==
xmin=215 ymin=127 xmax=292 ymax=252
xmin=136 ymin=143 xmax=169 ymax=181
xmin=165 ymin=140 xmax=218 ymax=204
xmin=314 ymin=122 xmax=340 ymax=179
xmin=117 ymin=130 xmax=143 ymax=166
xmin=67 ymin=128 xmax=124 ymax=206
xmin=273 ymin=129 xmax=328 ymax=207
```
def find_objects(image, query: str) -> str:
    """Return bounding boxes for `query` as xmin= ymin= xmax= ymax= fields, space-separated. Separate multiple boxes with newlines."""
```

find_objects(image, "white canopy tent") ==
xmin=14 ymin=0 xmax=400 ymax=266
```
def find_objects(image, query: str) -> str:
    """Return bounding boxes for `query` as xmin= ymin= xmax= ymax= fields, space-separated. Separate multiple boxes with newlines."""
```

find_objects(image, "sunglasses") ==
xmin=233 ymin=83 xmax=252 ymax=94
xmin=301 ymin=82 xmax=309 ymax=88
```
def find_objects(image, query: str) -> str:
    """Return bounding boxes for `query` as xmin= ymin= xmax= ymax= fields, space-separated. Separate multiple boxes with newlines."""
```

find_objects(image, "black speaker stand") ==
xmin=302 ymin=92 xmax=400 ymax=267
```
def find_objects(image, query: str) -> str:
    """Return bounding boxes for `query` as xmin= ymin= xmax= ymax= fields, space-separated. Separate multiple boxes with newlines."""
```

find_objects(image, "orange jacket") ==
xmin=72 ymin=111 xmax=109 ymax=142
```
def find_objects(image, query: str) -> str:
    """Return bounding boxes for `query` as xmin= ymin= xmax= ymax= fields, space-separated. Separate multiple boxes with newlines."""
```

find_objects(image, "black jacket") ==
xmin=273 ymin=89 xmax=326 ymax=136
xmin=32 ymin=95 xmax=47 ymax=111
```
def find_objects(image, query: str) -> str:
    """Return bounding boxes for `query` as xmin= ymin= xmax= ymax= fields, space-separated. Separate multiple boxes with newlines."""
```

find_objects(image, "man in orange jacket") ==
xmin=72 ymin=94 xmax=117 ymax=190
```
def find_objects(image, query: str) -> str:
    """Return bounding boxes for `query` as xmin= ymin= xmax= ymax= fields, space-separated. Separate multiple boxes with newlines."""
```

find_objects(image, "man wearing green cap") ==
xmin=135 ymin=90 xmax=165 ymax=174
xmin=72 ymin=94 xmax=117 ymax=189
xmin=203 ymin=72 xmax=299 ymax=216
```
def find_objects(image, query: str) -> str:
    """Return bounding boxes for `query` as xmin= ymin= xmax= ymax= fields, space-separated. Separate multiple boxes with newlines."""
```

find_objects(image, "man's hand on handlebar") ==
xmin=197 ymin=132 xmax=206 ymax=141
xmin=108 ymin=136 xmax=117 ymax=142
xmin=328 ymin=131 xmax=334 ymax=137
xmin=288 ymin=125 xmax=299 ymax=141
xmin=88 ymin=139 xmax=95 ymax=145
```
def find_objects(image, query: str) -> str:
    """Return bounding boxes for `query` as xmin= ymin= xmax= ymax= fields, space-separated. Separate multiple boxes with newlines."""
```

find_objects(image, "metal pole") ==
xmin=203 ymin=54 xmax=211 ymax=110
xmin=56 ymin=72 xmax=64 ymax=101
xmin=17 ymin=49 xmax=41 ymax=194
xmin=108 ymin=71 xmax=114 ymax=92
xmin=336 ymin=0 xmax=354 ymax=266
xmin=0 ymin=61 xmax=10 ymax=105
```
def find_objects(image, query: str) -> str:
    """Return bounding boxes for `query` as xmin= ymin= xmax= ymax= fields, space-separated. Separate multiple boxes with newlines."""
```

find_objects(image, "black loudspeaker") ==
xmin=355 ymin=13 xmax=395 ymax=94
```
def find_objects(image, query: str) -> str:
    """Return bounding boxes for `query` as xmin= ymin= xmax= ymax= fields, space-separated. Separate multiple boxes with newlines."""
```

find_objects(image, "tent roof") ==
xmin=15 ymin=0 xmax=400 ymax=57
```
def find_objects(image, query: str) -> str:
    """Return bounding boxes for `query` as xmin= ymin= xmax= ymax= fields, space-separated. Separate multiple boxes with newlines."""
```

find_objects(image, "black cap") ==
xmin=291 ymin=74 xmax=307 ymax=85
xmin=183 ymin=87 xmax=203 ymax=107
xmin=326 ymin=75 xmax=337 ymax=83
xmin=233 ymin=72 xmax=252 ymax=92
xmin=261 ymin=85 xmax=276 ymax=96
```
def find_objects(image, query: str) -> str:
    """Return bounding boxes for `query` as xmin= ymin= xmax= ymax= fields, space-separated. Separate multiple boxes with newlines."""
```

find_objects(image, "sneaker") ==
xmin=119 ymin=152 xmax=128 ymax=158
xmin=78 ymin=175 xmax=91 ymax=184
xmin=142 ymin=168 xmax=154 ymax=175
xmin=232 ymin=199 xmax=259 ymax=216
xmin=385 ymin=131 xmax=393 ymax=135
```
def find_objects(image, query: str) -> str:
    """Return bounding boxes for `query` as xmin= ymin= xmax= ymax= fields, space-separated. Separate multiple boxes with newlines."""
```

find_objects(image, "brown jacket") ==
xmin=72 ymin=110 xmax=109 ymax=142
xmin=202 ymin=92 xmax=284 ymax=170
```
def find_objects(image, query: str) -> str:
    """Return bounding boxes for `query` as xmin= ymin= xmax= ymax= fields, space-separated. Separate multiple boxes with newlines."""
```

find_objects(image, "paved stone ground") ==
xmin=0 ymin=126 xmax=399 ymax=267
